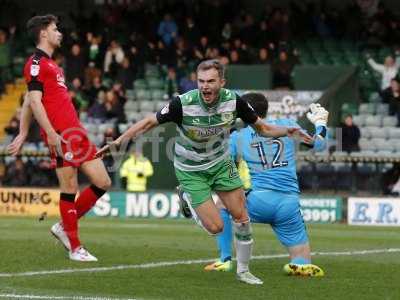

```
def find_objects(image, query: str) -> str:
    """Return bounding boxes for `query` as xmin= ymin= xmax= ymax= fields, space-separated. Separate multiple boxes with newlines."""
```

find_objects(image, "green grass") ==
xmin=0 ymin=217 xmax=399 ymax=300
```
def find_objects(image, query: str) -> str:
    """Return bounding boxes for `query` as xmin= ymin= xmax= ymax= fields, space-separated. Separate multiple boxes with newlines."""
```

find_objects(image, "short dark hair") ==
xmin=26 ymin=14 xmax=58 ymax=44
xmin=241 ymin=92 xmax=269 ymax=119
xmin=196 ymin=59 xmax=225 ymax=78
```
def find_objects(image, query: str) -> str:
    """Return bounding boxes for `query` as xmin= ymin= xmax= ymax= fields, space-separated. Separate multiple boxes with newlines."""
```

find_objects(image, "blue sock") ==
xmin=291 ymin=257 xmax=311 ymax=265
xmin=216 ymin=208 xmax=232 ymax=262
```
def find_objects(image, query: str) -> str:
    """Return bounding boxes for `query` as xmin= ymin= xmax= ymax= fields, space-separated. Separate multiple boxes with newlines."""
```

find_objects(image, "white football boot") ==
xmin=236 ymin=271 xmax=264 ymax=285
xmin=69 ymin=246 xmax=98 ymax=262
xmin=51 ymin=222 xmax=71 ymax=251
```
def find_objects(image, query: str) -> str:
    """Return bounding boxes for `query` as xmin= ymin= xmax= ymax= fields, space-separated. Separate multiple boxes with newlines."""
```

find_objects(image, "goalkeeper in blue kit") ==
xmin=180 ymin=92 xmax=328 ymax=276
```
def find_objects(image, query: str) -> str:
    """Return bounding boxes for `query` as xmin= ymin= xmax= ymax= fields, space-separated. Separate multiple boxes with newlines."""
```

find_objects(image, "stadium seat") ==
xmin=367 ymin=126 xmax=387 ymax=139
xmin=364 ymin=115 xmax=382 ymax=127
xmin=135 ymin=89 xmax=151 ymax=101
xmin=359 ymin=138 xmax=377 ymax=152
xmin=147 ymin=78 xmax=164 ymax=90
xmin=22 ymin=143 xmax=38 ymax=154
xmin=141 ymin=111 xmax=155 ymax=117
xmin=341 ymin=102 xmax=358 ymax=116
xmin=372 ymin=138 xmax=390 ymax=152
xmin=388 ymin=127 xmax=400 ymax=139
xmin=98 ymin=123 xmax=113 ymax=134
xmin=359 ymin=103 xmax=375 ymax=114
xmin=386 ymin=139 xmax=399 ymax=152
xmin=360 ymin=127 xmax=371 ymax=139
xmin=124 ymin=101 xmax=139 ymax=112
xmin=133 ymin=79 xmax=147 ymax=90
xmin=376 ymin=150 xmax=395 ymax=156
xmin=85 ymin=123 xmax=98 ymax=135
xmin=127 ymin=112 xmax=142 ymax=122
xmin=126 ymin=89 xmax=135 ymax=100
xmin=118 ymin=123 xmax=129 ymax=133
xmin=151 ymin=89 xmax=166 ymax=101
xmin=375 ymin=142 xmax=396 ymax=155
xmin=376 ymin=103 xmax=389 ymax=115
xmin=382 ymin=116 xmax=398 ymax=127
xmin=356 ymin=162 xmax=375 ymax=175
xmin=393 ymin=140 xmax=400 ymax=152
xmin=352 ymin=115 xmax=365 ymax=126
xmin=139 ymin=100 xmax=155 ymax=112
xmin=80 ymin=112 xmax=88 ymax=122
xmin=331 ymin=162 xmax=351 ymax=172
xmin=145 ymin=67 xmax=161 ymax=79
xmin=368 ymin=92 xmax=382 ymax=103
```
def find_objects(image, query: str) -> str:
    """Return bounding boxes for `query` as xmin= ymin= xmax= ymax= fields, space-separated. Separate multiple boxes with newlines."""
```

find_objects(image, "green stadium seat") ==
xmin=368 ymin=92 xmax=382 ymax=103
xmin=118 ymin=123 xmax=129 ymax=133
xmin=359 ymin=103 xmax=375 ymax=114
xmin=124 ymin=101 xmax=139 ymax=112
xmin=127 ymin=112 xmax=142 ymax=122
xmin=147 ymin=78 xmax=164 ymax=89
xmin=150 ymin=89 xmax=166 ymax=101
xmin=341 ymin=102 xmax=358 ymax=115
xmin=139 ymin=100 xmax=155 ymax=112
xmin=126 ymin=89 xmax=135 ymax=99
xmin=135 ymin=89 xmax=151 ymax=101
xmin=133 ymin=79 xmax=147 ymax=90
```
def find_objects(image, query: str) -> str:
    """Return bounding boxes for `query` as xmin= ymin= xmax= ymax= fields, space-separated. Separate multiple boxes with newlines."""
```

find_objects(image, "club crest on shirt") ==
xmin=30 ymin=64 xmax=40 ymax=76
xmin=221 ymin=112 xmax=233 ymax=122
xmin=64 ymin=152 xmax=74 ymax=161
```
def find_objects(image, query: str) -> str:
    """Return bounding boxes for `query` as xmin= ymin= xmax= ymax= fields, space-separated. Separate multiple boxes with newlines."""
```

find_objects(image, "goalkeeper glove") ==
xmin=306 ymin=103 xmax=329 ymax=127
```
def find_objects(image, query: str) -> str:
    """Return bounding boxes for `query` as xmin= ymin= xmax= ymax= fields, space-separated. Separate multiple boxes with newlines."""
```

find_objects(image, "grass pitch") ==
xmin=0 ymin=217 xmax=399 ymax=300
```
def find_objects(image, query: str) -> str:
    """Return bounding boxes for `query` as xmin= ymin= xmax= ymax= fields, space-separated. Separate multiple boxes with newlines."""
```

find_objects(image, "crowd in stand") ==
xmin=1 ymin=0 xmax=400 ymax=187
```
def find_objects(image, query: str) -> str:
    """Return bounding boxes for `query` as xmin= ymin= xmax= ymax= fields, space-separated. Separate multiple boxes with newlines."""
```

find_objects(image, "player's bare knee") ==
xmin=99 ymin=175 xmax=112 ymax=190
xmin=209 ymin=224 xmax=223 ymax=234
xmin=231 ymin=211 xmax=248 ymax=224
xmin=206 ymin=221 xmax=223 ymax=234
xmin=92 ymin=174 xmax=112 ymax=191
xmin=61 ymin=180 xmax=78 ymax=194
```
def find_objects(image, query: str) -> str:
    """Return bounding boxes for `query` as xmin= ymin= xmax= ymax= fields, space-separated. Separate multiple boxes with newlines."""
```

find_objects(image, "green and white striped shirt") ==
xmin=156 ymin=88 xmax=258 ymax=171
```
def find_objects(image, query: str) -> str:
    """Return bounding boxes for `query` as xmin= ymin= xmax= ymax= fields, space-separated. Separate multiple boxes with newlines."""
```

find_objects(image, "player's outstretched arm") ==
xmin=251 ymin=118 xmax=313 ymax=143
xmin=7 ymin=93 xmax=33 ymax=156
xmin=96 ymin=114 xmax=159 ymax=157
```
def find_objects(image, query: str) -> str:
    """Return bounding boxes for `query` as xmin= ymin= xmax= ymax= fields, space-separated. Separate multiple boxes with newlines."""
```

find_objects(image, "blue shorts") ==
xmin=246 ymin=189 xmax=308 ymax=247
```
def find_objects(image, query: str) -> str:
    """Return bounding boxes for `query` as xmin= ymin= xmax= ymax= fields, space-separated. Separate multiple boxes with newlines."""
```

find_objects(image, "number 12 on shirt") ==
xmin=251 ymin=139 xmax=288 ymax=169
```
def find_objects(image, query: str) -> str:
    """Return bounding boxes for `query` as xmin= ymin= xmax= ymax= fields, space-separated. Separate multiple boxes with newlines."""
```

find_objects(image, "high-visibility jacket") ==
xmin=119 ymin=155 xmax=154 ymax=192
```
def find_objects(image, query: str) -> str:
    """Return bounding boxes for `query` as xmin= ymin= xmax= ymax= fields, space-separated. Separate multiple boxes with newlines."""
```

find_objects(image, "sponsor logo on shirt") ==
xmin=188 ymin=127 xmax=224 ymax=139
xmin=56 ymin=73 xmax=67 ymax=89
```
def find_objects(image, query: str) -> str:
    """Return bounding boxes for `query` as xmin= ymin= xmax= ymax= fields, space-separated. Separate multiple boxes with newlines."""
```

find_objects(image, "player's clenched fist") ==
xmin=306 ymin=103 xmax=329 ymax=127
